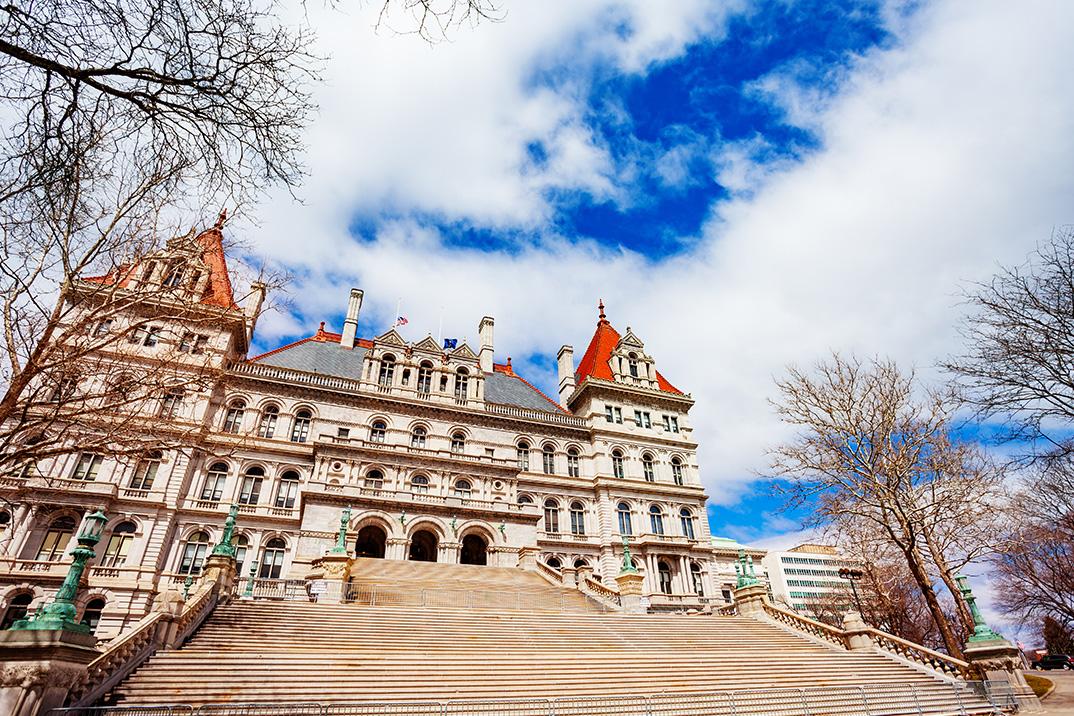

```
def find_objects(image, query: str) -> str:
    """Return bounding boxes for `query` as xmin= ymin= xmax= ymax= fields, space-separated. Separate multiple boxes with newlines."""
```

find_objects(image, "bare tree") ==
xmin=946 ymin=226 xmax=1074 ymax=457
xmin=769 ymin=354 xmax=1007 ymax=658
xmin=376 ymin=0 xmax=503 ymax=43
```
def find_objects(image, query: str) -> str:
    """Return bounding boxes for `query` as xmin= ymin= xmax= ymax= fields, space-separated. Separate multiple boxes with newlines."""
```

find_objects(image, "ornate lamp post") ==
xmin=330 ymin=506 xmax=352 ymax=555
xmin=956 ymin=574 xmax=1004 ymax=642
xmin=11 ymin=510 xmax=108 ymax=633
xmin=839 ymin=567 xmax=865 ymax=614
xmin=734 ymin=549 xmax=759 ymax=588
xmin=211 ymin=504 xmax=239 ymax=558
xmin=620 ymin=536 xmax=637 ymax=573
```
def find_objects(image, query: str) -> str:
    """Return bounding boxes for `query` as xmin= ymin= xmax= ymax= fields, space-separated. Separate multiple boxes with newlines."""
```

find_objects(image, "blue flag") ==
xmin=443 ymin=338 xmax=458 ymax=349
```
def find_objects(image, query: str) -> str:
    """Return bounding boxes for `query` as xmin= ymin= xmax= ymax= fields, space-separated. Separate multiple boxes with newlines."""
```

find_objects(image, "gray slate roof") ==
xmin=253 ymin=339 xmax=562 ymax=414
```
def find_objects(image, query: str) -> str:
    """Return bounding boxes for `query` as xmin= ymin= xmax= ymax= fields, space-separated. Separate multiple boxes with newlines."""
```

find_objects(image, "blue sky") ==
xmin=244 ymin=0 xmax=1074 ymax=556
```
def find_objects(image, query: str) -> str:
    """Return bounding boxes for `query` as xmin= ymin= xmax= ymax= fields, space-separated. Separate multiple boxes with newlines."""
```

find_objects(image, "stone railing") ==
xmin=865 ymin=628 xmax=973 ymax=679
xmin=578 ymin=574 xmax=621 ymax=607
xmin=69 ymin=580 xmax=220 ymax=707
xmin=231 ymin=361 xmax=363 ymax=392
xmin=534 ymin=559 xmax=564 ymax=585
xmin=713 ymin=602 xmax=737 ymax=616
xmin=484 ymin=402 xmax=587 ymax=428
xmin=762 ymin=600 xmax=855 ymax=650
xmin=760 ymin=600 xmax=973 ymax=680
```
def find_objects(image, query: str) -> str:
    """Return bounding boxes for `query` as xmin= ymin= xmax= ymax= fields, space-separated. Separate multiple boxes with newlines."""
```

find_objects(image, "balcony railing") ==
xmin=306 ymin=481 xmax=536 ymax=516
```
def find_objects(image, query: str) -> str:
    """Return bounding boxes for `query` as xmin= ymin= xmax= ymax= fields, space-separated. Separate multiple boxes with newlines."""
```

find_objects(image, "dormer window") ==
xmin=162 ymin=265 xmax=186 ymax=288
xmin=378 ymin=355 xmax=396 ymax=387
xmin=416 ymin=362 xmax=433 ymax=395
xmin=454 ymin=368 xmax=469 ymax=402
xmin=628 ymin=353 xmax=639 ymax=378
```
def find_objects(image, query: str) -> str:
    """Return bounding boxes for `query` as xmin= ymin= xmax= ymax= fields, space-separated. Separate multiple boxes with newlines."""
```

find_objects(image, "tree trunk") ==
xmin=900 ymin=543 xmax=964 ymax=659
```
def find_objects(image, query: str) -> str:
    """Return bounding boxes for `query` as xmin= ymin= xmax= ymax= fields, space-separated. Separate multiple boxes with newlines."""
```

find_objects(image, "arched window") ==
xmin=411 ymin=474 xmax=430 ymax=494
xmin=542 ymin=445 xmax=556 ymax=475
xmin=453 ymin=479 xmax=472 ymax=498
xmin=454 ymin=368 xmax=469 ymax=402
xmin=569 ymin=501 xmax=585 ymax=536
xmin=417 ymin=362 xmax=434 ymax=395
xmin=1 ymin=592 xmax=33 ymax=630
xmin=517 ymin=493 xmax=533 ymax=505
xmin=178 ymin=531 xmax=210 ymax=575
xmin=450 ymin=432 xmax=466 ymax=454
xmin=691 ymin=561 xmax=705 ymax=597
xmin=290 ymin=409 xmax=312 ymax=443
xmin=516 ymin=441 xmax=530 ymax=471
xmin=369 ymin=420 xmax=387 ymax=443
xmin=658 ymin=561 xmax=673 ymax=595
xmin=628 ymin=352 xmax=639 ymax=378
xmin=616 ymin=502 xmax=632 ymax=536
xmin=37 ymin=515 xmax=77 ymax=561
xmin=573 ymin=558 xmax=589 ymax=571
xmin=611 ymin=450 xmax=625 ymax=479
xmin=671 ymin=457 xmax=684 ymax=486
xmin=258 ymin=537 xmax=287 ymax=579
xmin=257 ymin=404 xmax=279 ymax=438
xmin=275 ymin=471 xmax=300 ymax=508
xmin=234 ymin=534 xmax=250 ymax=574
xmin=679 ymin=507 xmax=696 ymax=540
xmin=649 ymin=505 xmax=665 ymax=535
xmin=566 ymin=448 xmax=580 ymax=478
xmin=201 ymin=462 xmax=228 ymax=501
xmin=129 ymin=450 xmax=161 ymax=490
xmin=642 ymin=453 xmax=655 ymax=482
xmin=100 ymin=521 xmax=136 ymax=567
xmin=81 ymin=597 xmax=107 ymax=632
xmin=222 ymin=400 xmax=246 ymax=433
xmin=411 ymin=426 xmax=427 ymax=449
xmin=543 ymin=499 xmax=560 ymax=533
xmin=378 ymin=354 xmax=396 ymax=387
xmin=238 ymin=466 xmax=264 ymax=505
xmin=546 ymin=556 xmax=562 ymax=569
xmin=364 ymin=469 xmax=385 ymax=490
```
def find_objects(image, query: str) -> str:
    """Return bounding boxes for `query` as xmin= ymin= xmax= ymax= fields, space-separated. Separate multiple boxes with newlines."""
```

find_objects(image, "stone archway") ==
xmin=354 ymin=525 xmax=387 ymax=559
xmin=408 ymin=529 xmax=438 ymax=562
xmin=460 ymin=533 xmax=488 ymax=566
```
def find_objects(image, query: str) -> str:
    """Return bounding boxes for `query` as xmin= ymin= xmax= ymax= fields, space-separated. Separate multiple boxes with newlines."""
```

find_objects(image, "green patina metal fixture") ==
xmin=399 ymin=510 xmax=407 ymax=526
xmin=735 ymin=548 xmax=759 ymax=588
xmin=450 ymin=515 xmax=458 ymax=537
xmin=956 ymin=574 xmax=1003 ymax=642
xmin=11 ymin=509 xmax=108 ymax=632
xmin=183 ymin=575 xmax=193 ymax=601
xmin=619 ymin=536 xmax=637 ymax=574
xmin=330 ymin=506 xmax=352 ymax=555
xmin=210 ymin=504 xmax=240 ymax=558
xmin=243 ymin=561 xmax=257 ymax=598
xmin=498 ymin=522 xmax=506 ymax=538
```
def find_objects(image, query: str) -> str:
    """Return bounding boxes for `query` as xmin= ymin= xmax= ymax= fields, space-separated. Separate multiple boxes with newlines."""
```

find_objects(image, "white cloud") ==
xmin=241 ymin=0 xmax=1074 ymax=528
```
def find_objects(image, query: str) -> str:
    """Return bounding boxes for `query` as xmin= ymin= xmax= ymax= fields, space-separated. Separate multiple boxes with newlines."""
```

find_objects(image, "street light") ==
xmin=839 ymin=567 xmax=865 ymax=615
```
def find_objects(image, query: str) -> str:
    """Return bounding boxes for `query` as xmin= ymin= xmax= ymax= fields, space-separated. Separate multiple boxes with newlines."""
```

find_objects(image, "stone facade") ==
xmin=0 ymin=222 xmax=716 ymax=639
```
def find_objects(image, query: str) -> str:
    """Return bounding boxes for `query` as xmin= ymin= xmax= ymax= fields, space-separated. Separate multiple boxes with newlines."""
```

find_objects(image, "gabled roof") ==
xmin=84 ymin=212 xmax=239 ymax=311
xmin=247 ymin=326 xmax=566 ymax=415
xmin=574 ymin=301 xmax=683 ymax=395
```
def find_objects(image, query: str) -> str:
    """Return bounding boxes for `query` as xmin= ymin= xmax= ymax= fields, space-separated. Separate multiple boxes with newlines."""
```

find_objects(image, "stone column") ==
xmin=516 ymin=546 xmax=539 ymax=570
xmin=0 ymin=628 xmax=99 ymax=715
xmin=561 ymin=566 xmax=577 ymax=587
xmin=616 ymin=571 xmax=646 ymax=614
xmin=441 ymin=542 xmax=461 ymax=564
xmin=732 ymin=583 xmax=767 ymax=616
xmin=387 ymin=538 xmax=409 ymax=561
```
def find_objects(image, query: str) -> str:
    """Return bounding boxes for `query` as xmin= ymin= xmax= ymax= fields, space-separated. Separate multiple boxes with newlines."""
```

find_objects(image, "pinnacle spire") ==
xmin=598 ymin=299 xmax=606 ymax=323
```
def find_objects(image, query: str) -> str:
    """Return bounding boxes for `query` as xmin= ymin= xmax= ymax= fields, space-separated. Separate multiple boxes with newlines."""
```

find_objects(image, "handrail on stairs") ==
xmin=68 ymin=579 xmax=221 ymax=707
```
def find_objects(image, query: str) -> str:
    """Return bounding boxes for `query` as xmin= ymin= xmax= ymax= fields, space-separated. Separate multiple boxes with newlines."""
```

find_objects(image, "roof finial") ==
xmin=598 ymin=299 xmax=606 ymax=322
xmin=316 ymin=321 xmax=326 ymax=338
xmin=215 ymin=208 xmax=228 ymax=228
xmin=506 ymin=356 xmax=513 ymax=374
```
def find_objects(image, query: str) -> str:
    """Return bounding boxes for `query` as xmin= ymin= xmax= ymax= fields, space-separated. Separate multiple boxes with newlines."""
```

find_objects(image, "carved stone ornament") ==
xmin=0 ymin=662 xmax=88 ymax=689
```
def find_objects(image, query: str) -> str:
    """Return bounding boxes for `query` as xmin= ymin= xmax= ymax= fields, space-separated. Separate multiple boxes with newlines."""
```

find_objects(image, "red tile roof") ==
xmin=84 ymin=212 xmax=239 ymax=310
xmin=574 ymin=301 xmax=683 ymax=395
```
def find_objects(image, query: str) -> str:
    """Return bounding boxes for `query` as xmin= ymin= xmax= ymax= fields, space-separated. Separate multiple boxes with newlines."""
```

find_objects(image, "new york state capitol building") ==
xmin=0 ymin=221 xmax=717 ymax=638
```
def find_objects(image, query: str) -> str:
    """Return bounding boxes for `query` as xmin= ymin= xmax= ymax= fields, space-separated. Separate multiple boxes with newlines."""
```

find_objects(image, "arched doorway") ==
xmin=408 ymin=530 xmax=438 ymax=562
xmin=460 ymin=533 xmax=487 ymax=565
xmin=354 ymin=525 xmax=386 ymax=559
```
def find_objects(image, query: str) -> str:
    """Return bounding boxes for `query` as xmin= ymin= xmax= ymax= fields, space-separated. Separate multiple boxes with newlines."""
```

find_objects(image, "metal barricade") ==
xmin=195 ymin=704 xmax=322 ymax=716
xmin=444 ymin=699 xmax=553 ymax=716
xmin=50 ymin=707 xmax=195 ymax=716
xmin=648 ymin=691 xmax=736 ymax=716
xmin=326 ymin=702 xmax=444 ymax=716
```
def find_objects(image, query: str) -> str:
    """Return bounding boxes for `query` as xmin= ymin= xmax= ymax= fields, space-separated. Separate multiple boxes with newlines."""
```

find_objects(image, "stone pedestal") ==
xmin=964 ymin=637 xmax=1032 ymax=695
xmin=201 ymin=553 xmax=237 ymax=599
xmin=561 ymin=566 xmax=577 ymax=587
xmin=306 ymin=553 xmax=353 ymax=604
xmin=615 ymin=571 xmax=647 ymax=614
xmin=732 ymin=583 xmax=767 ymax=617
xmin=516 ymin=546 xmax=539 ymax=570
xmin=0 ymin=629 xmax=99 ymax=716
xmin=841 ymin=611 xmax=874 ymax=651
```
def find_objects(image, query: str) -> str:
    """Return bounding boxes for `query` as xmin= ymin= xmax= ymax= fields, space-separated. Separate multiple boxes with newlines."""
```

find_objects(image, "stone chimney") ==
xmin=244 ymin=281 xmax=267 ymax=345
xmin=478 ymin=316 xmax=494 ymax=372
xmin=557 ymin=344 xmax=576 ymax=406
xmin=340 ymin=288 xmax=364 ymax=348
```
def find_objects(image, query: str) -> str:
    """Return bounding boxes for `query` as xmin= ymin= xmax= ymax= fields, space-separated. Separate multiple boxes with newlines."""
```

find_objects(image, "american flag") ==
xmin=394 ymin=316 xmax=408 ymax=327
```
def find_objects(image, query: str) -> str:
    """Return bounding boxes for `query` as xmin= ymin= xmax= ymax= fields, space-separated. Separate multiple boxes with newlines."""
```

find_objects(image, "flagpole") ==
xmin=437 ymin=308 xmax=443 ymax=343
xmin=395 ymin=297 xmax=401 ymax=328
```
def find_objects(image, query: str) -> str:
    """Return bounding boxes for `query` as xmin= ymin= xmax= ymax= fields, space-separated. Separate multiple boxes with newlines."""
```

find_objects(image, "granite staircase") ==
xmin=103 ymin=560 xmax=994 ymax=714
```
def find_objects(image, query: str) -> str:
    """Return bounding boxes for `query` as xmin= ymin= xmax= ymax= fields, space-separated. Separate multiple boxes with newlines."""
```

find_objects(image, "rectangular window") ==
xmin=337 ymin=427 xmax=350 ymax=439
xmin=159 ymin=390 xmax=183 ymax=419
xmin=605 ymin=405 xmax=614 ymax=422
xmin=642 ymin=412 xmax=651 ymax=428
xmin=179 ymin=333 xmax=209 ymax=354
xmin=567 ymin=453 xmax=580 ymax=478
xmin=238 ymin=477 xmax=262 ymax=505
xmin=634 ymin=410 xmax=643 ymax=426
xmin=670 ymin=417 xmax=679 ymax=433
xmin=201 ymin=474 xmax=226 ymax=501
xmin=193 ymin=335 xmax=209 ymax=354
xmin=72 ymin=453 xmax=103 ymax=481
xmin=130 ymin=456 xmax=160 ymax=490
xmin=94 ymin=318 xmax=114 ymax=336
xmin=142 ymin=325 xmax=161 ymax=347
xmin=613 ymin=407 xmax=622 ymax=424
